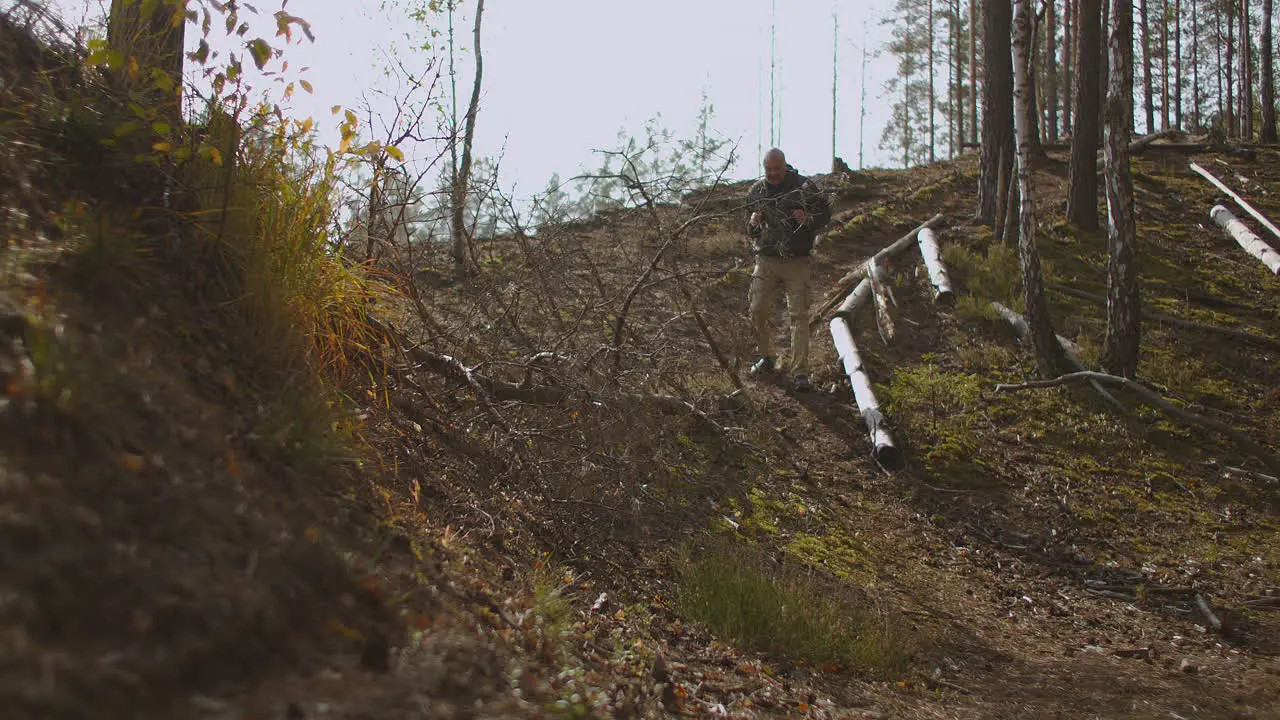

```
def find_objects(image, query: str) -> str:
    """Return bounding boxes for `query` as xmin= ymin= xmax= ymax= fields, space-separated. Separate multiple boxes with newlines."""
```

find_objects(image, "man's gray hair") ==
xmin=763 ymin=147 xmax=786 ymax=164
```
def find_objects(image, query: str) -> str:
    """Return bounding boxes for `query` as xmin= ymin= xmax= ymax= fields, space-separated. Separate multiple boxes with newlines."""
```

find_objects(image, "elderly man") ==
xmin=745 ymin=148 xmax=825 ymax=391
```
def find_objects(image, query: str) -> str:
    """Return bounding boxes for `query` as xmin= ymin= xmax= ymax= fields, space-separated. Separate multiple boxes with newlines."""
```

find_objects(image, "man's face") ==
xmin=764 ymin=156 xmax=786 ymax=185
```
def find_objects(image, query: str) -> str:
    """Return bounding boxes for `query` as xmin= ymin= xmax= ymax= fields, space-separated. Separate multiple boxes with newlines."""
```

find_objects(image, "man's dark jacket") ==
xmin=746 ymin=165 xmax=824 ymax=258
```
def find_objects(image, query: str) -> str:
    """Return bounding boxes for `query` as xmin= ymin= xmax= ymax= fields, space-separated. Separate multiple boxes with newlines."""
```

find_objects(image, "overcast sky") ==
xmin=50 ymin=0 xmax=904 ymax=199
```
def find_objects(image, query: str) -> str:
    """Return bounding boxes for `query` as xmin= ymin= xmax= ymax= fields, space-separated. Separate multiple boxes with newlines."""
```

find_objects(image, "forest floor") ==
xmin=2 ymin=48 xmax=1280 ymax=716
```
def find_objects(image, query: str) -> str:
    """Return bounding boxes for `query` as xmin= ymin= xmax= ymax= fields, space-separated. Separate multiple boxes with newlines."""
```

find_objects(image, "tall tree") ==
xmin=1187 ymin=0 xmax=1198 ymax=128
xmin=833 ymin=8 xmax=840 ymax=165
xmin=450 ymin=0 xmax=485 ymax=271
xmin=1102 ymin=0 xmax=1141 ymax=377
xmin=952 ymin=0 xmax=967 ymax=157
xmin=1240 ymin=0 xmax=1254 ymax=139
xmin=979 ymin=0 xmax=1015 ymax=223
xmin=1227 ymin=1 xmax=1237 ymax=135
xmin=1063 ymin=0 xmax=1075 ymax=136
xmin=1263 ymin=0 xmax=1277 ymax=141
xmin=1175 ymin=0 xmax=1183 ymax=129
xmin=1047 ymin=0 xmax=1060 ymax=140
xmin=1013 ymin=0 xmax=1065 ymax=376
xmin=929 ymin=0 xmax=938 ymax=162
xmin=1161 ymin=0 xmax=1171 ymax=130
xmin=969 ymin=0 xmax=980 ymax=144
xmin=1068 ymin=0 xmax=1103 ymax=228
xmin=1140 ymin=0 xmax=1157 ymax=132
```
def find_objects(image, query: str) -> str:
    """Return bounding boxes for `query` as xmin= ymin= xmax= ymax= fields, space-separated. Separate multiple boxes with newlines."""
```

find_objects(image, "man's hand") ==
xmin=749 ymin=211 xmax=764 ymax=228
xmin=791 ymin=209 xmax=807 ymax=225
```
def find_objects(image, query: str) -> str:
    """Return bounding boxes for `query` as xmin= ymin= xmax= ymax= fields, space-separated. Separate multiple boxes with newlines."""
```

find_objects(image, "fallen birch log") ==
xmin=916 ymin=227 xmax=955 ymax=304
xmin=809 ymin=214 xmax=947 ymax=326
xmin=990 ymin=302 xmax=1125 ymax=411
xmin=995 ymin=371 xmax=1280 ymax=478
xmin=1047 ymin=284 xmax=1280 ymax=351
xmin=834 ymin=277 xmax=873 ymax=319
xmin=868 ymin=259 xmax=897 ymax=345
xmin=1190 ymin=162 xmax=1280 ymax=244
xmin=830 ymin=316 xmax=903 ymax=470
xmin=1210 ymin=205 xmax=1280 ymax=275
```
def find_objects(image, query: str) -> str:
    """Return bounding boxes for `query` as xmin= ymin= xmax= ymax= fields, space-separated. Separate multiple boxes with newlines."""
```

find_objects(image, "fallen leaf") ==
xmin=121 ymin=453 xmax=146 ymax=473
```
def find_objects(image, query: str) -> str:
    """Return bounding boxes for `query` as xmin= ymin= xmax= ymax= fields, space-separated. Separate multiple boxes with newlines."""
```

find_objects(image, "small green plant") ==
xmin=943 ymin=243 xmax=1022 ymax=306
xmin=677 ymin=541 xmax=908 ymax=673
xmin=881 ymin=362 xmax=987 ymax=480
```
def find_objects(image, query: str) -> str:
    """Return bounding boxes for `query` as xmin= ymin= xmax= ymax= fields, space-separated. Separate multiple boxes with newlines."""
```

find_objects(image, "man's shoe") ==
xmin=793 ymin=375 xmax=811 ymax=391
xmin=748 ymin=356 xmax=775 ymax=375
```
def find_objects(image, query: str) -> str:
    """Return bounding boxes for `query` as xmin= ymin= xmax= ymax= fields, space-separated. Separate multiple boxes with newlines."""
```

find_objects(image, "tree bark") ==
xmin=1063 ymin=0 xmax=1075 ymax=136
xmin=1227 ymin=2 xmax=1237 ymax=136
xmin=970 ymin=0 xmax=980 ymax=145
xmin=1242 ymin=0 xmax=1253 ymax=140
xmin=979 ymin=0 xmax=1016 ymax=223
xmin=929 ymin=0 xmax=938 ymax=163
xmin=451 ymin=0 xmax=485 ymax=272
xmin=1263 ymin=0 xmax=1277 ymax=142
xmin=1102 ymin=0 xmax=1141 ymax=378
xmin=1068 ymin=0 xmax=1103 ymax=228
xmin=1174 ymin=0 xmax=1183 ymax=130
xmin=1048 ymin=0 xmax=1060 ymax=140
xmin=1013 ymin=0 xmax=1066 ymax=376
xmin=1100 ymin=0 xmax=1110 ymax=132
xmin=1161 ymin=0 xmax=1170 ymax=130
xmin=954 ymin=0 xmax=965 ymax=158
xmin=1140 ymin=0 xmax=1157 ymax=133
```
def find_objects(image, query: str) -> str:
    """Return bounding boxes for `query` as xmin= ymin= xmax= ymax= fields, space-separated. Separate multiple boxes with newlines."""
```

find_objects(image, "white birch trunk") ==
xmin=916 ymin=227 xmax=955 ymax=304
xmin=829 ymin=316 xmax=903 ymax=469
xmin=1211 ymin=205 xmax=1280 ymax=275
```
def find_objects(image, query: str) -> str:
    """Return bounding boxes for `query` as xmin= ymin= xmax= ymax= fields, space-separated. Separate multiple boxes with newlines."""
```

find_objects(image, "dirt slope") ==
xmin=3 ymin=84 xmax=1280 ymax=720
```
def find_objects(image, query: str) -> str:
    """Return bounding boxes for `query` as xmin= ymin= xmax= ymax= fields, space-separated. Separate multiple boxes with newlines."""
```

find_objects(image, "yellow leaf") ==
xmin=127 ymin=56 xmax=139 ymax=79
xmin=121 ymin=453 xmax=146 ymax=473
xmin=300 ymin=117 xmax=314 ymax=134
xmin=385 ymin=145 xmax=405 ymax=162
xmin=225 ymin=448 xmax=241 ymax=478
xmin=299 ymin=79 xmax=313 ymax=94
xmin=331 ymin=104 xmax=342 ymax=115
xmin=284 ymin=82 xmax=294 ymax=99
xmin=338 ymin=133 xmax=353 ymax=154
xmin=209 ymin=146 xmax=223 ymax=166
xmin=152 ymin=141 xmax=173 ymax=153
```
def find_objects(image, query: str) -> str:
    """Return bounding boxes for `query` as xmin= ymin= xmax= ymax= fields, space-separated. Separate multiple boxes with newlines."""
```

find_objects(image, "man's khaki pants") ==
xmin=748 ymin=254 xmax=812 ymax=375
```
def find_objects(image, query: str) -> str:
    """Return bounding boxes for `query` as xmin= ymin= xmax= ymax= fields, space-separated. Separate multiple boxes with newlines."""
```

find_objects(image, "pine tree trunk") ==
xmin=970 ymin=0 xmax=980 ymax=144
xmin=1161 ymin=0 xmax=1170 ymax=130
xmin=1175 ymin=0 xmax=1183 ymax=130
xmin=1100 ymin=0 xmax=1110 ymax=132
xmin=1263 ymin=0 xmax=1277 ymax=142
xmin=1013 ymin=0 xmax=1065 ymax=377
xmin=1193 ymin=0 xmax=1201 ymax=131
xmin=1048 ymin=0 xmax=1060 ymax=140
xmin=1102 ymin=0 xmax=1141 ymax=378
xmin=1068 ymin=0 xmax=1103 ymax=228
xmin=979 ymin=0 xmax=1016 ymax=223
xmin=1241 ymin=0 xmax=1253 ymax=140
xmin=1063 ymin=0 xmax=1075 ymax=135
xmin=451 ymin=0 xmax=485 ymax=271
xmin=1140 ymin=0 xmax=1156 ymax=133
xmin=1227 ymin=4 xmax=1236 ymax=136
xmin=954 ymin=0 xmax=964 ymax=158
xmin=929 ymin=0 xmax=938 ymax=163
